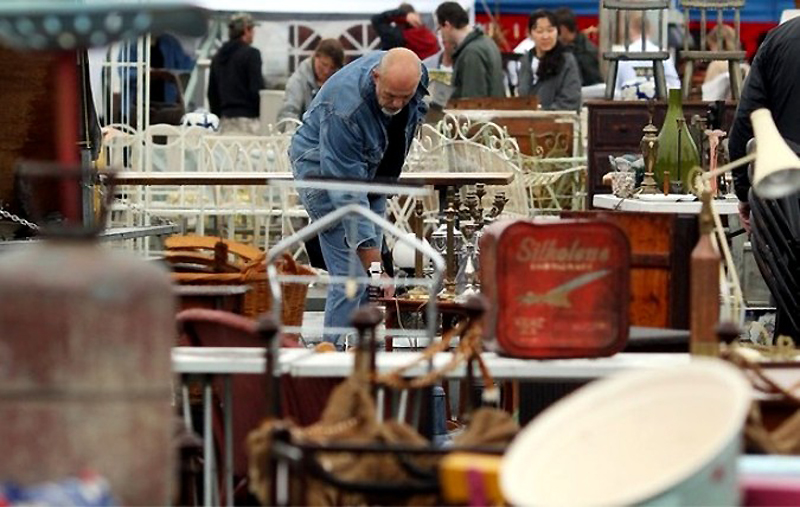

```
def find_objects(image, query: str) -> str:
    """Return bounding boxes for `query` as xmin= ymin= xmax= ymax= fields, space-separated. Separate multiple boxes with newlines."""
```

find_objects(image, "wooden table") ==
xmin=111 ymin=171 xmax=515 ymax=188
xmin=593 ymin=194 xmax=740 ymax=215
xmin=112 ymin=171 xmax=515 ymax=221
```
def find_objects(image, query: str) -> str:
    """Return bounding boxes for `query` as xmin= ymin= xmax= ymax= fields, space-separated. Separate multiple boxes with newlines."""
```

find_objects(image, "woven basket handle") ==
xmin=280 ymin=252 xmax=298 ymax=273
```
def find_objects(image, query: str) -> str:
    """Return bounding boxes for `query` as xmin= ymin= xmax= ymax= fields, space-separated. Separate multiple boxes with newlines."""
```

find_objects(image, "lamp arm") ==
xmin=702 ymin=152 xmax=757 ymax=182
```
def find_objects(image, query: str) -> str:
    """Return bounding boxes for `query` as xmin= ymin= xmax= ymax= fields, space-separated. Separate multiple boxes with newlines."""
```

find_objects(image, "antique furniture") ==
xmin=111 ymin=170 xmax=515 ymax=188
xmin=563 ymin=210 xmax=698 ymax=330
xmin=680 ymin=0 xmax=747 ymax=100
xmin=593 ymin=194 xmax=739 ymax=215
xmin=586 ymin=99 xmax=736 ymax=204
xmin=601 ymin=0 xmax=670 ymax=99
xmin=445 ymin=106 xmax=579 ymax=157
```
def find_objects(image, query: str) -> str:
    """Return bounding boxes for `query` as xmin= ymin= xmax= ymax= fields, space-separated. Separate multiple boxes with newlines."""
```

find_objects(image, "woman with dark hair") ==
xmin=518 ymin=10 xmax=582 ymax=110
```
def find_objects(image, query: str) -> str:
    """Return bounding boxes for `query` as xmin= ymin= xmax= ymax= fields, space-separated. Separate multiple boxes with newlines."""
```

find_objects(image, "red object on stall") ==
xmin=480 ymin=219 xmax=630 ymax=358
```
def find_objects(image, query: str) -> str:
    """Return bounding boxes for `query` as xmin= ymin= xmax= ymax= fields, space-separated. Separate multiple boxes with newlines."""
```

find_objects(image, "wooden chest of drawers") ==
xmin=586 ymin=100 xmax=736 ymax=204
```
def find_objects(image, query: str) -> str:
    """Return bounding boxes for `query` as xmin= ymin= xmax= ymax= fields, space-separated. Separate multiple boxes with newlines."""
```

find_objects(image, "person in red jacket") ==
xmin=371 ymin=3 xmax=440 ymax=60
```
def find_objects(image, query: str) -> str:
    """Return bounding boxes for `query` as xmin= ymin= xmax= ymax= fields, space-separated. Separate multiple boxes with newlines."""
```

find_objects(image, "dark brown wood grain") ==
xmin=0 ymin=48 xmax=58 ymax=209
xmin=564 ymin=210 xmax=698 ymax=330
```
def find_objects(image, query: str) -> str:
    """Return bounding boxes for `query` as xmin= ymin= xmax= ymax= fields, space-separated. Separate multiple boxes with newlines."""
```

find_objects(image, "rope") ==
xmin=373 ymin=315 xmax=495 ymax=392
xmin=721 ymin=339 xmax=800 ymax=454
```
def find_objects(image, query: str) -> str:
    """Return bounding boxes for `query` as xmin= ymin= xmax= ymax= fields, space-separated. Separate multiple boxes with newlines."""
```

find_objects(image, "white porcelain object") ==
xmin=392 ymin=233 xmax=431 ymax=270
xmin=501 ymin=359 xmax=751 ymax=507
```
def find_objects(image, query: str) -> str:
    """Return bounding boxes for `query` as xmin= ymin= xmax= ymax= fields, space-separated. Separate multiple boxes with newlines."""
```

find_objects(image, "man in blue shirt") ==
xmin=290 ymin=47 xmax=429 ymax=345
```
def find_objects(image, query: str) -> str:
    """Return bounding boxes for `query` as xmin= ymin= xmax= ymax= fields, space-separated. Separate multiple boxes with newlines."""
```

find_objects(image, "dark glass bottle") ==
xmin=655 ymin=89 xmax=700 ymax=191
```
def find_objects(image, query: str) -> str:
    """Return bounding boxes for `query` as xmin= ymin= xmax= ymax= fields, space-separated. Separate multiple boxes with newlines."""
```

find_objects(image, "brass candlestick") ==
xmin=475 ymin=183 xmax=486 ymax=209
xmin=438 ymin=194 xmax=458 ymax=300
xmin=640 ymin=120 xmax=659 ymax=194
xmin=407 ymin=200 xmax=428 ymax=300
xmin=456 ymin=221 xmax=479 ymax=301
xmin=458 ymin=195 xmax=471 ymax=223
xmin=464 ymin=193 xmax=477 ymax=222
xmin=488 ymin=192 xmax=507 ymax=219
xmin=414 ymin=199 xmax=424 ymax=278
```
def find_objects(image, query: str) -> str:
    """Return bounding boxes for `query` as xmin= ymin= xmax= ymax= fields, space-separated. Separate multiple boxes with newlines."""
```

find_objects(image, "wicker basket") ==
xmin=166 ymin=236 xmax=314 ymax=332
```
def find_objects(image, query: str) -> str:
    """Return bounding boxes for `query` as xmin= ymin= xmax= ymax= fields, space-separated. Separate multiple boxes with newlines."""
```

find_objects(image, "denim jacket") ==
xmin=290 ymin=51 xmax=429 ymax=248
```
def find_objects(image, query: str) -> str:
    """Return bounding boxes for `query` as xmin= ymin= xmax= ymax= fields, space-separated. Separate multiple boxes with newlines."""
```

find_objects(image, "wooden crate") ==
xmin=563 ymin=210 xmax=698 ymax=330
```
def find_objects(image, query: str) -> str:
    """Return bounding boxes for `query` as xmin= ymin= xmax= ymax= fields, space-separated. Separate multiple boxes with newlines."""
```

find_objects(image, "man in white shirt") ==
xmin=613 ymin=12 xmax=679 ymax=98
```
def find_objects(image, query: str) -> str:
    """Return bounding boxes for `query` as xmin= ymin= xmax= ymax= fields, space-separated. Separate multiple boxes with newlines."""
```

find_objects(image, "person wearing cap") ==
xmin=289 ymin=48 xmax=428 ymax=346
xmin=208 ymin=12 xmax=265 ymax=134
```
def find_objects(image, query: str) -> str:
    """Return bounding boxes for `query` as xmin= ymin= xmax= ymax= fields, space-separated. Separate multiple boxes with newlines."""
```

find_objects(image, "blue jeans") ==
xmin=298 ymin=188 xmax=386 ymax=345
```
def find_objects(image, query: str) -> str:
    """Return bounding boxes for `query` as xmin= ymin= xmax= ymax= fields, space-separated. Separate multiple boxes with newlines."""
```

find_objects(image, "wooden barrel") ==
xmin=0 ymin=240 xmax=176 ymax=504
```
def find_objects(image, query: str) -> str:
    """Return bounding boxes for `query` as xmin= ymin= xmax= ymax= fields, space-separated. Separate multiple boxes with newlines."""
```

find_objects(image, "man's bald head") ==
xmin=373 ymin=47 xmax=422 ymax=116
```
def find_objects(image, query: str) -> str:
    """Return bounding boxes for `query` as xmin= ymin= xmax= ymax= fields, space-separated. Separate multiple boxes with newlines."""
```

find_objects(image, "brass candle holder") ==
xmin=475 ymin=183 xmax=486 ymax=209
xmin=456 ymin=221 xmax=479 ymax=301
xmin=406 ymin=199 xmax=428 ymax=300
xmin=438 ymin=191 xmax=458 ymax=300
xmin=640 ymin=120 xmax=659 ymax=194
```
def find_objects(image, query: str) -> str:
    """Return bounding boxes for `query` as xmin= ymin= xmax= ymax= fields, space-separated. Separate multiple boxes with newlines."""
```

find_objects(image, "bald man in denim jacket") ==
xmin=290 ymin=48 xmax=429 ymax=345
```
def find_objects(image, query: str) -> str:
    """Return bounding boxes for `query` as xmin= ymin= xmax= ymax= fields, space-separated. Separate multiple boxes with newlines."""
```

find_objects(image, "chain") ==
xmin=0 ymin=206 xmax=39 ymax=231
xmin=112 ymin=194 xmax=176 ymax=227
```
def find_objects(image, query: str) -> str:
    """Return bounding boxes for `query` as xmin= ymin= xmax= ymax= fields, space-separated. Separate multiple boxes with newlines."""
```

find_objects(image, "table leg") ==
xmin=384 ymin=301 xmax=398 ymax=352
xmin=436 ymin=185 xmax=450 ymax=216
xmin=182 ymin=384 xmax=193 ymax=433
xmin=203 ymin=378 xmax=214 ymax=507
xmin=224 ymin=376 xmax=234 ymax=507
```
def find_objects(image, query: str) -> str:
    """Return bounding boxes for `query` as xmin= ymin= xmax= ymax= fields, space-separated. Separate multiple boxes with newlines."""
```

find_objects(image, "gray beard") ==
xmin=381 ymin=107 xmax=401 ymax=117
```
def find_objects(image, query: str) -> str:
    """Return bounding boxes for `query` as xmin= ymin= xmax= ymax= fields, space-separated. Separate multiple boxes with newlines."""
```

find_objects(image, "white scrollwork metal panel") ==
xmin=110 ymin=124 xmax=304 ymax=258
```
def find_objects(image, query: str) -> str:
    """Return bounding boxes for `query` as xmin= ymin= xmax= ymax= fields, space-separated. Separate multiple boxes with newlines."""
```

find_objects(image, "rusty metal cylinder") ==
xmin=0 ymin=239 xmax=175 ymax=504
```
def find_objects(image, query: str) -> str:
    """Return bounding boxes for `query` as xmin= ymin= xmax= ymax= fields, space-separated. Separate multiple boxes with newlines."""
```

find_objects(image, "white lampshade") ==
xmin=751 ymin=108 xmax=800 ymax=199
xmin=392 ymin=233 xmax=431 ymax=270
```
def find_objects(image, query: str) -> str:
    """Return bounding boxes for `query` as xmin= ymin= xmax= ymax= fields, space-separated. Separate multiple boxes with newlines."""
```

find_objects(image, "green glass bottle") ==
xmin=654 ymin=89 xmax=700 ymax=192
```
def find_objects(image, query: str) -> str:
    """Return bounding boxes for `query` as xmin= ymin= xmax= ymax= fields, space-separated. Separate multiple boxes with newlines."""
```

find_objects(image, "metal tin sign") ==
xmin=481 ymin=219 xmax=631 ymax=358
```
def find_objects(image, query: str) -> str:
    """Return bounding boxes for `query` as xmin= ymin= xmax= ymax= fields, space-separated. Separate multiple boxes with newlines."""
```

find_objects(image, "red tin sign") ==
xmin=480 ymin=219 xmax=631 ymax=358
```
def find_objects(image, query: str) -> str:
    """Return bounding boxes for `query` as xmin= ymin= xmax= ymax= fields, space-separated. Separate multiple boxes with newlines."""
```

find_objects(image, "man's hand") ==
xmin=738 ymin=200 xmax=751 ymax=234
xmin=357 ymin=247 xmax=382 ymax=270
xmin=406 ymin=12 xmax=422 ymax=27
xmin=381 ymin=272 xmax=395 ymax=298
xmin=357 ymin=247 xmax=394 ymax=298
